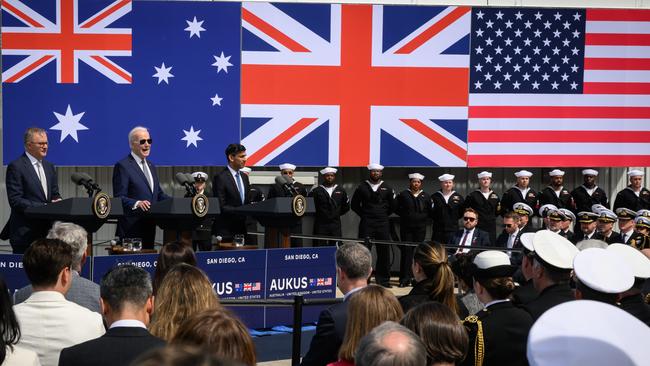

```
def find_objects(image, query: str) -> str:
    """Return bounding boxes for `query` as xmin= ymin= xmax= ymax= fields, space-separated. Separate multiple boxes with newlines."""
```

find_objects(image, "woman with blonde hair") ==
xmin=399 ymin=242 xmax=467 ymax=317
xmin=329 ymin=284 xmax=404 ymax=366
xmin=149 ymin=263 xmax=221 ymax=341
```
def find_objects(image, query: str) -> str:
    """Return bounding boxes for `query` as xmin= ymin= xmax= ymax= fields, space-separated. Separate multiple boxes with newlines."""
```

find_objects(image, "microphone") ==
xmin=71 ymin=172 xmax=101 ymax=197
xmin=175 ymin=172 xmax=197 ymax=196
xmin=275 ymin=175 xmax=298 ymax=196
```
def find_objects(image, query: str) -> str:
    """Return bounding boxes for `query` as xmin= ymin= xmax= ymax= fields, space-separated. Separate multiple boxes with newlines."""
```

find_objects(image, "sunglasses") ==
xmin=503 ymin=223 xmax=514 ymax=228
xmin=463 ymin=217 xmax=476 ymax=222
xmin=139 ymin=139 xmax=153 ymax=145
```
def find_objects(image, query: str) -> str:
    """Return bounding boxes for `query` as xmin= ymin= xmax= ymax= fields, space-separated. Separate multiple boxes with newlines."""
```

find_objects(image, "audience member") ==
xmin=401 ymin=302 xmax=468 ymax=366
xmin=133 ymin=345 xmax=243 ymax=366
xmin=302 ymin=243 xmax=372 ymax=366
xmin=152 ymin=242 xmax=197 ymax=294
xmin=333 ymin=285 xmax=404 ymax=366
xmin=59 ymin=265 xmax=164 ymax=366
xmin=510 ymin=232 xmax=538 ymax=306
xmin=171 ymin=308 xmax=255 ymax=366
xmin=355 ymin=322 xmax=427 ymax=366
xmin=450 ymin=253 xmax=482 ymax=315
xmin=574 ymin=248 xmax=633 ymax=305
xmin=14 ymin=222 xmax=100 ymax=313
xmin=0 ymin=277 xmax=40 ymax=366
xmin=14 ymin=239 xmax=104 ymax=366
xmin=608 ymin=243 xmax=650 ymax=325
xmin=149 ymin=264 xmax=221 ymax=341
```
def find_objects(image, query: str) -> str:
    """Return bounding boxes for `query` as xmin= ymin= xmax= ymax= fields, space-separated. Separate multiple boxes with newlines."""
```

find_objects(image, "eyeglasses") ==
xmin=463 ymin=217 xmax=476 ymax=222
xmin=139 ymin=139 xmax=153 ymax=145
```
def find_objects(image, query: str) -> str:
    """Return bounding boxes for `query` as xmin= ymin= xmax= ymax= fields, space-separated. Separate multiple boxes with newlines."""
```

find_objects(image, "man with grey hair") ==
xmin=113 ymin=126 xmax=169 ymax=248
xmin=59 ymin=265 xmax=164 ymax=366
xmin=14 ymin=222 xmax=100 ymax=312
xmin=301 ymin=242 xmax=372 ymax=366
xmin=356 ymin=321 xmax=427 ymax=366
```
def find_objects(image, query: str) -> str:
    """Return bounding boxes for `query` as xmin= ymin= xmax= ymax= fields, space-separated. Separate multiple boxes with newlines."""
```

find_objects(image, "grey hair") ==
xmin=23 ymin=127 xmax=47 ymax=147
xmin=46 ymin=221 xmax=87 ymax=271
xmin=128 ymin=126 xmax=149 ymax=144
xmin=100 ymin=264 xmax=153 ymax=313
xmin=336 ymin=242 xmax=372 ymax=280
xmin=356 ymin=321 xmax=427 ymax=366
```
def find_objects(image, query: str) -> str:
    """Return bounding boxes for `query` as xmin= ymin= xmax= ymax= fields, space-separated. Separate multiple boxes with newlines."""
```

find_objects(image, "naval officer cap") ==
xmin=191 ymin=171 xmax=208 ymax=182
xmin=635 ymin=216 xmax=650 ymax=230
xmin=607 ymin=243 xmax=650 ymax=280
xmin=320 ymin=167 xmax=337 ymax=175
xmin=628 ymin=169 xmax=644 ymax=177
xmin=558 ymin=208 xmax=575 ymax=222
xmin=533 ymin=230 xmax=579 ymax=270
xmin=408 ymin=173 xmax=425 ymax=181
xmin=514 ymin=170 xmax=533 ymax=178
xmin=520 ymin=232 xmax=536 ymax=254
xmin=574 ymin=248 xmax=634 ymax=294
xmin=527 ymin=300 xmax=650 ymax=366
xmin=636 ymin=209 xmax=650 ymax=218
xmin=615 ymin=207 xmax=636 ymax=220
xmin=539 ymin=204 xmax=558 ymax=218
xmin=279 ymin=163 xmax=296 ymax=171
xmin=471 ymin=251 xmax=517 ymax=279
xmin=548 ymin=169 xmax=565 ymax=177
xmin=547 ymin=210 xmax=565 ymax=222
xmin=367 ymin=163 xmax=384 ymax=171
xmin=582 ymin=169 xmax=599 ymax=176
xmin=577 ymin=211 xmax=599 ymax=224
xmin=477 ymin=171 xmax=492 ymax=179
xmin=575 ymin=239 xmax=608 ymax=251
xmin=438 ymin=174 xmax=455 ymax=182
xmin=513 ymin=202 xmax=534 ymax=217
xmin=597 ymin=210 xmax=617 ymax=223
xmin=590 ymin=204 xmax=607 ymax=214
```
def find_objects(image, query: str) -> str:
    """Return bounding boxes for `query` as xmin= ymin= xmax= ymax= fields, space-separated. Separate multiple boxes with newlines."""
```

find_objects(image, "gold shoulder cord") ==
xmin=464 ymin=315 xmax=484 ymax=366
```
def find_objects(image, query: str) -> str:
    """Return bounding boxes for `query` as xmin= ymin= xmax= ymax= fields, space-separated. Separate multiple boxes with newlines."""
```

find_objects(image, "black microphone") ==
xmin=71 ymin=172 xmax=101 ymax=197
xmin=275 ymin=175 xmax=298 ymax=196
xmin=175 ymin=172 xmax=197 ymax=196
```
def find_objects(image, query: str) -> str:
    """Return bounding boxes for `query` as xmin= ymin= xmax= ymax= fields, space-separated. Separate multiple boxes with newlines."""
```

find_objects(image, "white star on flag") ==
xmin=212 ymin=52 xmax=233 ymax=73
xmin=50 ymin=105 xmax=88 ymax=143
xmin=210 ymin=93 xmax=223 ymax=106
xmin=181 ymin=126 xmax=203 ymax=148
xmin=153 ymin=63 xmax=174 ymax=84
xmin=185 ymin=16 xmax=206 ymax=38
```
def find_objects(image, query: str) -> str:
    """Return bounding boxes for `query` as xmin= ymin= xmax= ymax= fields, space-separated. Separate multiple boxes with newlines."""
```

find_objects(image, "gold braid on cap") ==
xmin=463 ymin=315 xmax=484 ymax=366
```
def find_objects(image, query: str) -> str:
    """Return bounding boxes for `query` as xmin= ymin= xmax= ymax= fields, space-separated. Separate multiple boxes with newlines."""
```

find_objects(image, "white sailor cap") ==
xmin=548 ymin=169 xmax=565 ymax=177
xmin=472 ymin=251 xmax=517 ymax=279
xmin=527 ymin=300 xmax=650 ymax=366
xmin=608 ymin=243 xmax=650 ymax=280
xmin=582 ymin=169 xmax=599 ymax=176
xmin=533 ymin=230 xmax=579 ymax=270
xmin=591 ymin=204 xmax=607 ymax=214
xmin=438 ymin=173 xmax=455 ymax=182
xmin=558 ymin=208 xmax=576 ymax=222
xmin=477 ymin=171 xmax=492 ymax=179
xmin=597 ymin=209 xmax=617 ymax=223
xmin=514 ymin=170 xmax=533 ymax=178
xmin=520 ymin=232 xmax=535 ymax=253
xmin=240 ymin=167 xmax=252 ymax=175
xmin=513 ymin=202 xmax=534 ymax=217
xmin=367 ymin=163 xmax=384 ymax=171
xmin=279 ymin=163 xmax=296 ymax=171
xmin=574 ymin=248 xmax=633 ymax=294
xmin=575 ymin=239 xmax=608 ymax=251
xmin=636 ymin=209 xmax=650 ymax=218
xmin=539 ymin=204 xmax=558 ymax=218
xmin=635 ymin=216 xmax=650 ymax=229
xmin=628 ymin=169 xmax=644 ymax=177
xmin=320 ymin=167 xmax=337 ymax=175
xmin=408 ymin=173 xmax=424 ymax=181
xmin=191 ymin=171 xmax=208 ymax=182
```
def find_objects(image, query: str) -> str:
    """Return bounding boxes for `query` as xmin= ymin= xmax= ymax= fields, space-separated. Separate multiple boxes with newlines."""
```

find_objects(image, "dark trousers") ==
xmin=478 ymin=220 xmax=496 ymax=246
xmin=399 ymin=225 xmax=426 ymax=281
xmin=359 ymin=219 xmax=391 ymax=284
xmin=313 ymin=220 xmax=342 ymax=247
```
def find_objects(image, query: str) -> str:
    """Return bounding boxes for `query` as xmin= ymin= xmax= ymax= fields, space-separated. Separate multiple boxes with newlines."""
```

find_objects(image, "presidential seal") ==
xmin=292 ymin=194 xmax=307 ymax=217
xmin=92 ymin=192 xmax=111 ymax=220
xmin=192 ymin=193 xmax=209 ymax=218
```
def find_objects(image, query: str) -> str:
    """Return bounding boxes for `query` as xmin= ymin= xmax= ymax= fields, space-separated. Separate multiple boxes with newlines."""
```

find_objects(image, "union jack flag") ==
xmin=244 ymin=282 xmax=253 ymax=291
xmin=317 ymin=278 xmax=325 ymax=286
xmin=241 ymin=3 xmax=470 ymax=167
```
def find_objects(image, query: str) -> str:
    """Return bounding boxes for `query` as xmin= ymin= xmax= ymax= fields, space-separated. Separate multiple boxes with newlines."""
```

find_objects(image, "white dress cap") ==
xmin=513 ymin=202 xmax=534 ymax=216
xmin=367 ymin=163 xmax=384 ymax=171
xmin=628 ymin=169 xmax=644 ymax=177
xmin=514 ymin=170 xmax=533 ymax=178
xmin=538 ymin=204 xmax=558 ymax=217
xmin=582 ymin=169 xmax=598 ymax=176
xmin=191 ymin=171 xmax=208 ymax=181
xmin=548 ymin=169 xmax=565 ymax=177
xmin=558 ymin=208 xmax=575 ymax=222
xmin=474 ymin=250 xmax=511 ymax=269
xmin=520 ymin=232 xmax=535 ymax=253
xmin=575 ymin=239 xmax=608 ymax=251
xmin=607 ymin=243 xmax=650 ymax=279
xmin=590 ymin=204 xmax=607 ymax=214
xmin=438 ymin=173 xmax=455 ymax=182
xmin=240 ymin=167 xmax=252 ymax=174
xmin=320 ymin=167 xmax=337 ymax=175
xmin=279 ymin=163 xmax=296 ymax=171
xmin=527 ymin=300 xmax=650 ymax=366
xmin=574 ymin=248 xmax=634 ymax=294
xmin=636 ymin=209 xmax=650 ymax=218
xmin=477 ymin=171 xmax=492 ymax=179
xmin=408 ymin=173 xmax=425 ymax=181
xmin=533 ymin=230 xmax=579 ymax=269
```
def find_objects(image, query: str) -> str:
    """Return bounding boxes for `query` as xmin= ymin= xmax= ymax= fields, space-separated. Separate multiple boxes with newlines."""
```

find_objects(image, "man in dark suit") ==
xmin=495 ymin=212 xmax=521 ymax=250
xmin=4 ymin=127 xmax=61 ymax=254
xmin=301 ymin=243 xmax=371 ymax=366
xmin=113 ymin=127 xmax=169 ymax=249
xmin=213 ymin=143 xmax=250 ymax=243
xmin=452 ymin=208 xmax=491 ymax=255
xmin=59 ymin=265 xmax=164 ymax=366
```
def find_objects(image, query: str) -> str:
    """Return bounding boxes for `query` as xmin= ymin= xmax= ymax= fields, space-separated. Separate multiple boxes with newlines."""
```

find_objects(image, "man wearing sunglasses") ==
xmin=451 ymin=208 xmax=491 ymax=254
xmin=113 ymin=126 xmax=170 ymax=249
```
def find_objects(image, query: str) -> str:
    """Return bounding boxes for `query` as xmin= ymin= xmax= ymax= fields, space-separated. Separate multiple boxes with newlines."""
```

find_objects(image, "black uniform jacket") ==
xmin=524 ymin=283 xmax=575 ymax=320
xmin=396 ymin=190 xmax=431 ymax=228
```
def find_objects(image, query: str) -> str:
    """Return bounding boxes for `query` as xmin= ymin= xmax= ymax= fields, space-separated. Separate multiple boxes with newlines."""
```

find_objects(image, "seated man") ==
xmin=59 ymin=265 xmax=164 ymax=366
xmin=355 ymin=322 xmax=427 ymax=366
xmin=14 ymin=239 xmax=104 ymax=366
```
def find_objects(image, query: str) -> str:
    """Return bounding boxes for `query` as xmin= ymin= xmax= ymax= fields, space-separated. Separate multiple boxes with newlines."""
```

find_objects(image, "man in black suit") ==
xmin=495 ymin=212 xmax=521 ymax=250
xmin=452 ymin=208 xmax=491 ymax=255
xmin=4 ymin=127 xmax=61 ymax=254
xmin=301 ymin=242 xmax=372 ymax=366
xmin=213 ymin=143 xmax=250 ymax=243
xmin=113 ymin=126 xmax=170 ymax=249
xmin=59 ymin=265 xmax=164 ymax=366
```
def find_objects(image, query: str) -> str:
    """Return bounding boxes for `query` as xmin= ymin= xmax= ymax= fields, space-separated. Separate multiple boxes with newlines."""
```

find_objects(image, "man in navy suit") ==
xmin=212 ymin=143 xmax=250 ymax=242
xmin=113 ymin=127 xmax=169 ymax=249
xmin=452 ymin=208 xmax=491 ymax=255
xmin=4 ymin=127 xmax=61 ymax=254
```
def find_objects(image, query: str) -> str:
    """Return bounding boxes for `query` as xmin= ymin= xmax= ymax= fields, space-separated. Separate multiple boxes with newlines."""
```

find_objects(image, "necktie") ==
xmin=142 ymin=159 xmax=153 ymax=193
xmin=36 ymin=161 xmax=47 ymax=199
xmin=456 ymin=230 xmax=470 ymax=254
xmin=236 ymin=171 xmax=245 ymax=204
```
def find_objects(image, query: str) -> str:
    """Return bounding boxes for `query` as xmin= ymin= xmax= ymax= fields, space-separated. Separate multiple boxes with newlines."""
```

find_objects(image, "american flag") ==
xmin=252 ymin=282 xmax=261 ymax=291
xmin=467 ymin=8 xmax=650 ymax=167
xmin=324 ymin=277 xmax=332 ymax=286
xmin=241 ymin=3 xmax=470 ymax=167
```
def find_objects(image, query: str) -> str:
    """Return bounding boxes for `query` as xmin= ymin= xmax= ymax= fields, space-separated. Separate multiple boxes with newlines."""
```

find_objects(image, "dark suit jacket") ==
xmin=4 ymin=153 xmax=61 ymax=252
xmin=112 ymin=154 xmax=169 ymax=245
xmin=495 ymin=230 xmax=522 ymax=249
xmin=213 ymin=167 xmax=250 ymax=238
xmin=524 ymin=283 xmax=575 ymax=320
xmin=59 ymin=326 xmax=165 ymax=366
xmin=301 ymin=299 xmax=349 ymax=366
xmin=452 ymin=228 xmax=492 ymax=249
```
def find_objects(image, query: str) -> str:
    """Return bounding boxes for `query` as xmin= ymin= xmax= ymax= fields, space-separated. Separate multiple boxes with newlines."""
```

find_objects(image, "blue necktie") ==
xmin=236 ymin=171 xmax=245 ymax=204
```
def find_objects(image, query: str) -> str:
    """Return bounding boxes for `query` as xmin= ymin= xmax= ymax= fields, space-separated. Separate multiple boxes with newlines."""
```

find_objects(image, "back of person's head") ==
xmin=133 ymin=344 xmax=245 ymax=366
xmin=100 ymin=264 xmax=153 ymax=313
xmin=401 ymin=302 xmax=468 ymax=365
xmin=153 ymin=242 xmax=197 ymax=293
xmin=23 ymin=238 xmax=73 ymax=288
xmin=150 ymin=264 xmax=220 ymax=341
xmin=355 ymin=321 xmax=427 ymax=366
xmin=413 ymin=242 xmax=458 ymax=314
xmin=0 ymin=277 xmax=20 ymax=364
xmin=46 ymin=221 xmax=87 ymax=271
xmin=171 ymin=308 xmax=256 ymax=366
xmin=451 ymin=253 xmax=475 ymax=292
xmin=336 ymin=242 xmax=372 ymax=280
xmin=476 ymin=276 xmax=516 ymax=300
xmin=339 ymin=285 xmax=404 ymax=361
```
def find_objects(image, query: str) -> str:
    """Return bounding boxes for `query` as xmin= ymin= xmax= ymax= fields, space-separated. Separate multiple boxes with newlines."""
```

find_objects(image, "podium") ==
xmin=232 ymin=197 xmax=314 ymax=248
xmin=148 ymin=197 xmax=220 ymax=247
